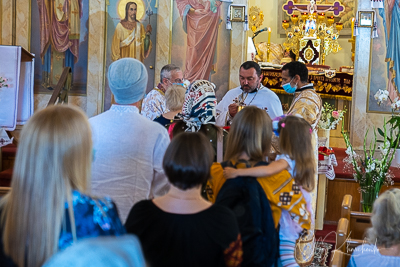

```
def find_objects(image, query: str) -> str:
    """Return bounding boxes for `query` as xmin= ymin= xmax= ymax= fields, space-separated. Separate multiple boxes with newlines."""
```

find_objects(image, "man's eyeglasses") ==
xmin=167 ymin=78 xmax=183 ymax=83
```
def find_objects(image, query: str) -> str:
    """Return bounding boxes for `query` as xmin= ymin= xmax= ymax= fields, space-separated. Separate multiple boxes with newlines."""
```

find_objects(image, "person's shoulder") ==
xmin=89 ymin=110 xmax=111 ymax=124
xmin=222 ymin=87 xmax=241 ymax=98
xmin=353 ymin=244 xmax=378 ymax=254
xmin=209 ymin=203 xmax=237 ymax=218
xmin=125 ymin=200 xmax=156 ymax=229
xmin=259 ymin=169 xmax=291 ymax=182
xmin=259 ymin=86 xmax=280 ymax=99
xmin=299 ymin=89 xmax=322 ymax=101
xmin=129 ymin=199 xmax=154 ymax=214
xmin=228 ymin=87 xmax=242 ymax=93
xmin=71 ymin=192 xmax=122 ymax=222
xmin=350 ymin=244 xmax=398 ymax=266
xmin=74 ymin=191 xmax=115 ymax=208
xmin=143 ymin=119 xmax=170 ymax=139
xmin=211 ymin=162 xmax=223 ymax=174
xmin=144 ymin=89 xmax=163 ymax=98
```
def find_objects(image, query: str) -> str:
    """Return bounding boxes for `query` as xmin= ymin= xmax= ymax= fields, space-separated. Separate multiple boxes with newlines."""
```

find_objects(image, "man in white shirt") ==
xmin=141 ymin=64 xmax=183 ymax=120
xmin=216 ymin=61 xmax=283 ymax=126
xmin=90 ymin=58 xmax=170 ymax=223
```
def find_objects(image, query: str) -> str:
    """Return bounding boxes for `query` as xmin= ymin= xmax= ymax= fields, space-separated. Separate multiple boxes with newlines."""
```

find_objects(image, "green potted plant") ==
xmin=342 ymin=119 xmax=400 ymax=212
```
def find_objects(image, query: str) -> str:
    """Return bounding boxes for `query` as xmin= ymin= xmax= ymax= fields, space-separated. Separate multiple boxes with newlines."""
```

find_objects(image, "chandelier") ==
xmin=281 ymin=0 xmax=343 ymax=65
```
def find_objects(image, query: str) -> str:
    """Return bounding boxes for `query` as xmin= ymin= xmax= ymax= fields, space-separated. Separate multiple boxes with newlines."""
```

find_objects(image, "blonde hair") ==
xmin=165 ymin=84 xmax=186 ymax=111
xmin=1 ymin=104 xmax=92 ymax=267
xmin=278 ymin=116 xmax=315 ymax=191
xmin=367 ymin=188 xmax=400 ymax=248
xmin=224 ymin=106 xmax=272 ymax=163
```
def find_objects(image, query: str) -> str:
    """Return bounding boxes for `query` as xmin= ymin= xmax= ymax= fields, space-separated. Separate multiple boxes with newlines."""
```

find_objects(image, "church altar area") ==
xmin=1 ymin=0 xmax=389 ymax=150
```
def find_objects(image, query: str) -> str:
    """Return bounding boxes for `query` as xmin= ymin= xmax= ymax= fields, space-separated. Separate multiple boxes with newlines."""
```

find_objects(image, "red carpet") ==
xmin=315 ymin=224 xmax=337 ymax=245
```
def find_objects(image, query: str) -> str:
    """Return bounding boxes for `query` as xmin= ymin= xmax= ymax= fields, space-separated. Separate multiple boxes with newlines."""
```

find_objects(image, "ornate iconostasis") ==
xmin=0 ymin=0 xmax=398 ymax=149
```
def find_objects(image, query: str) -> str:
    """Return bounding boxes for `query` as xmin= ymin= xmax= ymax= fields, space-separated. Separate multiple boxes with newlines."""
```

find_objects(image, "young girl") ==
xmin=224 ymin=115 xmax=316 ymax=267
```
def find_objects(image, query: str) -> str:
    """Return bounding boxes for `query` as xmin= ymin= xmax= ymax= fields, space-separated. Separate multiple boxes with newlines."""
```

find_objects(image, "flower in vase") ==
xmin=345 ymin=147 xmax=356 ymax=158
xmin=342 ymin=117 xmax=400 ymax=212
xmin=332 ymin=110 xmax=340 ymax=119
xmin=318 ymin=103 xmax=346 ymax=130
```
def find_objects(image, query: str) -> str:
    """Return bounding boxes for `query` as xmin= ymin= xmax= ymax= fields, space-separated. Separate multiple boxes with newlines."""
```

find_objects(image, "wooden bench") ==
xmin=341 ymin=194 xmax=372 ymax=240
xmin=336 ymin=195 xmax=372 ymax=266
xmin=329 ymin=250 xmax=343 ymax=267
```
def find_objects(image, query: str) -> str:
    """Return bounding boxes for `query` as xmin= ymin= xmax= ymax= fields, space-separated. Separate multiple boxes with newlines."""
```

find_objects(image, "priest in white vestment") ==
xmin=216 ymin=61 xmax=283 ymax=126
xmin=90 ymin=58 xmax=170 ymax=223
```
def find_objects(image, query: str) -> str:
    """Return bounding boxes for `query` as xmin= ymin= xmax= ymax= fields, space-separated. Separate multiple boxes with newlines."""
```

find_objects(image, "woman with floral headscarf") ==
xmin=172 ymin=80 xmax=228 ymax=162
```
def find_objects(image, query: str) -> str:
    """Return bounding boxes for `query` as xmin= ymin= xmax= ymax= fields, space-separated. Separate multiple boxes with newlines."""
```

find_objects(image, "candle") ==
xmin=268 ymin=27 xmax=271 ymax=44
xmin=351 ymin=17 xmax=355 ymax=37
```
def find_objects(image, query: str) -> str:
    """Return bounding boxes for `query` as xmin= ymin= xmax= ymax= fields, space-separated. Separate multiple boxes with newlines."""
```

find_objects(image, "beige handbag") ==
xmin=295 ymin=231 xmax=315 ymax=266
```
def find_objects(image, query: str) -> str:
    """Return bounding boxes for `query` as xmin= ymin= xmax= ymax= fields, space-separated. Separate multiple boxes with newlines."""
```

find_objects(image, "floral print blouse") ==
xmin=58 ymin=190 xmax=126 ymax=250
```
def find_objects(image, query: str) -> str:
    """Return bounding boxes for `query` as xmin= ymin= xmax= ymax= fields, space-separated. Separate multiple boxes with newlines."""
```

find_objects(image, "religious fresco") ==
xmin=278 ymin=0 xmax=357 ymax=35
xmin=31 ymin=0 xmax=89 ymax=94
xmin=104 ymin=0 xmax=157 ymax=110
xmin=171 ymin=0 xmax=232 ymax=101
xmin=368 ymin=2 xmax=400 ymax=113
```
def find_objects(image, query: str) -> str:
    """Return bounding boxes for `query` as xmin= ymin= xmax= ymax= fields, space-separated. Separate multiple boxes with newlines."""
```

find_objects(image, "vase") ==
xmin=360 ymin=189 xmax=379 ymax=213
xmin=318 ymin=129 xmax=330 ymax=147
xmin=391 ymin=149 xmax=400 ymax=167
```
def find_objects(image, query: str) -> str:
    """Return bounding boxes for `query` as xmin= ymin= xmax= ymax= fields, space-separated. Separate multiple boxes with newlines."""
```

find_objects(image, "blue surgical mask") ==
xmin=173 ymin=83 xmax=185 ymax=86
xmin=282 ymin=78 xmax=297 ymax=94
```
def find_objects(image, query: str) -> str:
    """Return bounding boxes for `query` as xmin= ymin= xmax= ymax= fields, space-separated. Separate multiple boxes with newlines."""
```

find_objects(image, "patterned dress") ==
xmin=58 ymin=190 xmax=126 ymax=249
xmin=141 ymin=88 xmax=169 ymax=120
xmin=207 ymin=161 xmax=312 ymax=230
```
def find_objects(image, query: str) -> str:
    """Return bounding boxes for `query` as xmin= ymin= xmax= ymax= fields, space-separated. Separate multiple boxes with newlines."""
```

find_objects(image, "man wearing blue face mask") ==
xmin=281 ymin=61 xmax=322 ymax=130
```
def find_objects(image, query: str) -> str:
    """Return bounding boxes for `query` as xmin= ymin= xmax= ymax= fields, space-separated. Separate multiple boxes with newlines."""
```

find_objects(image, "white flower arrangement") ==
xmin=318 ymin=103 xmax=346 ymax=130
xmin=342 ymin=119 xmax=400 ymax=212
xmin=375 ymin=89 xmax=400 ymax=148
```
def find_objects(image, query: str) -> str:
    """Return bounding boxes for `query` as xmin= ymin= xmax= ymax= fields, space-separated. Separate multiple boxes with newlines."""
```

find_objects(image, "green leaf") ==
xmin=378 ymin=128 xmax=385 ymax=137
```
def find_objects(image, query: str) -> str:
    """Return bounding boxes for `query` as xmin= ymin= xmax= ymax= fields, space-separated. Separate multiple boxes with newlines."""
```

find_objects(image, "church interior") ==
xmin=1 ymin=0 xmax=400 ymax=266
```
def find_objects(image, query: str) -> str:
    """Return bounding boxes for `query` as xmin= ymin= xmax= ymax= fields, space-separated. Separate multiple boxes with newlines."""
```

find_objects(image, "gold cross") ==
xmin=57 ymin=3 xmax=63 ymax=12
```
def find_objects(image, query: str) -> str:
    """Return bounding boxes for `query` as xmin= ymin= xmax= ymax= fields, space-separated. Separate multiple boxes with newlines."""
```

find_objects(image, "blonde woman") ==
xmin=349 ymin=188 xmax=400 ymax=266
xmin=153 ymin=84 xmax=186 ymax=130
xmin=0 ymin=105 xmax=125 ymax=267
